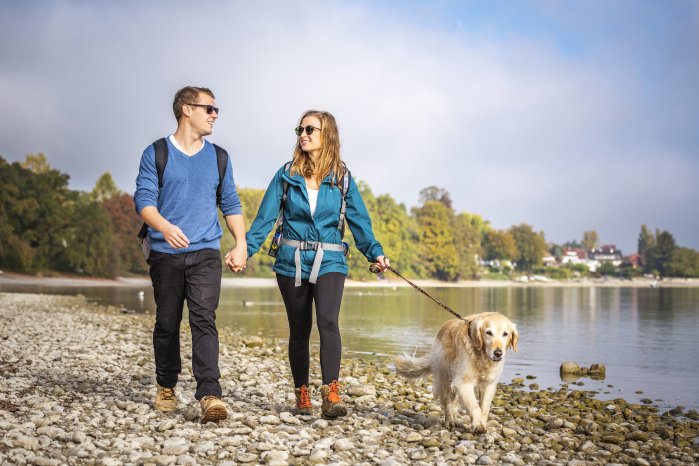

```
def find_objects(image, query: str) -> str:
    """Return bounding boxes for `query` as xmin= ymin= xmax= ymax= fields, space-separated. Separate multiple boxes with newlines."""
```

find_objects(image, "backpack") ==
xmin=268 ymin=161 xmax=351 ymax=257
xmin=137 ymin=137 xmax=229 ymax=248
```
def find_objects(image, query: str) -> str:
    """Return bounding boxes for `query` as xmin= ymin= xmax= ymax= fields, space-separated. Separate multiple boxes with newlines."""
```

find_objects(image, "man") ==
xmin=134 ymin=86 xmax=247 ymax=422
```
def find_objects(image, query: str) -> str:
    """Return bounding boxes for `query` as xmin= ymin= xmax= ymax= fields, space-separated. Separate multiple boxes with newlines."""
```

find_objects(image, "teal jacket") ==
xmin=246 ymin=164 xmax=384 ymax=279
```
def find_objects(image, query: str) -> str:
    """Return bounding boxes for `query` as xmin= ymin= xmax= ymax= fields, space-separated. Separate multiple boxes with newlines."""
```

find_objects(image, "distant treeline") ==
xmin=2 ymin=154 xmax=698 ymax=279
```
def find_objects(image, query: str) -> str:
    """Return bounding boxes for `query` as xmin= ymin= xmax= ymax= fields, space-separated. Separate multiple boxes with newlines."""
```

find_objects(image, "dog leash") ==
xmin=369 ymin=263 xmax=466 ymax=321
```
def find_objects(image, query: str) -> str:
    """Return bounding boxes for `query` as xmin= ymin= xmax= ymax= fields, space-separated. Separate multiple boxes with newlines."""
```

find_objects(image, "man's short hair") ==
xmin=173 ymin=86 xmax=215 ymax=120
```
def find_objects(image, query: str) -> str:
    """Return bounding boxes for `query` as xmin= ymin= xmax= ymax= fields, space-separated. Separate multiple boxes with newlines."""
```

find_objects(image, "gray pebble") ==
xmin=161 ymin=437 xmax=189 ymax=456
xmin=333 ymin=438 xmax=355 ymax=451
xmin=157 ymin=419 xmax=177 ymax=432
xmin=152 ymin=455 xmax=178 ymax=466
xmin=311 ymin=419 xmax=329 ymax=429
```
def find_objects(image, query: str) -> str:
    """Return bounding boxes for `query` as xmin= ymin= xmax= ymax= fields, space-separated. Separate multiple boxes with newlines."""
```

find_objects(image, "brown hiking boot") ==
xmin=154 ymin=384 xmax=177 ymax=412
xmin=200 ymin=396 xmax=228 ymax=423
xmin=320 ymin=380 xmax=347 ymax=418
xmin=293 ymin=385 xmax=313 ymax=415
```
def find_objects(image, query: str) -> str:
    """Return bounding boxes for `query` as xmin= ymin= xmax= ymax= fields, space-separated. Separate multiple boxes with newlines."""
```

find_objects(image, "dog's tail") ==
xmin=393 ymin=352 xmax=432 ymax=379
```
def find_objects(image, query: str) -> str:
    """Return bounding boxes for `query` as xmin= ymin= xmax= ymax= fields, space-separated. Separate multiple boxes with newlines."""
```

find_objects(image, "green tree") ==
xmin=412 ymin=199 xmax=459 ymax=280
xmin=418 ymin=186 xmax=452 ymax=210
xmin=0 ymin=157 xmax=30 ymax=269
xmin=563 ymin=262 xmax=590 ymax=276
xmin=483 ymin=230 xmax=517 ymax=263
xmin=549 ymin=243 xmax=563 ymax=260
xmin=453 ymin=212 xmax=484 ymax=279
xmin=60 ymin=193 xmax=116 ymax=276
xmin=361 ymin=192 xmax=420 ymax=278
xmin=598 ymin=261 xmax=617 ymax=276
xmin=20 ymin=153 xmax=51 ymax=174
xmin=344 ymin=180 xmax=423 ymax=281
xmin=0 ymin=158 xmax=43 ymax=272
xmin=92 ymin=172 xmax=121 ymax=202
xmin=667 ymin=247 xmax=699 ymax=278
xmin=646 ymin=230 xmax=676 ymax=278
xmin=562 ymin=239 xmax=583 ymax=250
xmin=638 ymin=224 xmax=655 ymax=268
xmin=0 ymin=155 xmax=73 ymax=272
xmin=509 ymin=223 xmax=547 ymax=271
xmin=581 ymin=230 xmax=598 ymax=251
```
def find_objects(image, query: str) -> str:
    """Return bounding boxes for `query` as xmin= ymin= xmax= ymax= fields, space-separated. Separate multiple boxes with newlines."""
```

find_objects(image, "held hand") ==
xmin=161 ymin=223 xmax=190 ymax=249
xmin=225 ymin=245 xmax=247 ymax=273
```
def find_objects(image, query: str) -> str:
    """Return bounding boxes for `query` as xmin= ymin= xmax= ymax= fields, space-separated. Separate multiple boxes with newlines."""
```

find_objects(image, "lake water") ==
xmin=3 ymin=282 xmax=698 ymax=413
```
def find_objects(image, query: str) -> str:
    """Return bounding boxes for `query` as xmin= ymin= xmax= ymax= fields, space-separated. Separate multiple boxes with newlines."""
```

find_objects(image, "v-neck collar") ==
xmin=169 ymin=135 xmax=205 ymax=157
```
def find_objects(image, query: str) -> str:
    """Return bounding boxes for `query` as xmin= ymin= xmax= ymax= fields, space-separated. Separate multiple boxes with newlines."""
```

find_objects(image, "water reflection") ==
xmin=195 ymin=285 xmax=699 ymax=412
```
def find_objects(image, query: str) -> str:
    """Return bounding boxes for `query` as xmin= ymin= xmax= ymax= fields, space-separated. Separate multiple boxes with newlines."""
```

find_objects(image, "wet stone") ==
xmin=405 ymin=432 xmax=423 ymax=442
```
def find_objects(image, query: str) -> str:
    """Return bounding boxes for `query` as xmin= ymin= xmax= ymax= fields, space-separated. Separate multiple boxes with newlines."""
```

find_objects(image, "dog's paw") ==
xmin=443 ymin=411 xmax=455 ymax=429
xmin=471 ymin=424 xmax=487 ymax=434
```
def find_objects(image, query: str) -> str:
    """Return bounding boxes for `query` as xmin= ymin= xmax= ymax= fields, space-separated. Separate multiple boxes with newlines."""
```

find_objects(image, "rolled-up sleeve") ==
xmin=219 ymin=156 xmax=242 ymax=216
xmin=134 ymin=145 xmax=158 ymax=215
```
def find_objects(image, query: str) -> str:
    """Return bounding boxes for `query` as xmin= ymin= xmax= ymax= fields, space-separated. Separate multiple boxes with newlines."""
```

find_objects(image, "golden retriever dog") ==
xmin=394 ymin=312 xmax=518 ymax=432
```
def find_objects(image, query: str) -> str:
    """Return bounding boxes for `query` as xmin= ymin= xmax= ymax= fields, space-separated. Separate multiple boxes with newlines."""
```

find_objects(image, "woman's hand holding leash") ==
xmin=372 ymin=256 xmax=390 ymax=272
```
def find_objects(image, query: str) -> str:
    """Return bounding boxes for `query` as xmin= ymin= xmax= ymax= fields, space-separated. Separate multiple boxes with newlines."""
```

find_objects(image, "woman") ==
xmin=244 ymin=110 xmax=389 ymax=418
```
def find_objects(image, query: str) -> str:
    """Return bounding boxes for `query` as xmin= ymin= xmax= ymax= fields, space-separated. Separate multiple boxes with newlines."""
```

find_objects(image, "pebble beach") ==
xmin=1 ymin=292 xmax=697 ymax=465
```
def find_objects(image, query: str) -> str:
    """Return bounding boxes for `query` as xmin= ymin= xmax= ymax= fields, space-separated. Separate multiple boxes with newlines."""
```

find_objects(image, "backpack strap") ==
xmin=213 ymin=144 xmax=229 ymax=207
xmin=273 ymin=162 xmax=293 ymax=234
xmin=337 ymin=162 xmax=351 ymax=238
xmin=154 ymin=138 xmax=168 ymax=188
xmin=137 ymin=138 xmax=168 ymax=240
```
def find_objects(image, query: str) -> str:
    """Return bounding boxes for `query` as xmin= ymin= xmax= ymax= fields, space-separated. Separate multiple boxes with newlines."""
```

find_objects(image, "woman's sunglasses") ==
xmin=295 ymin=125 xmax=322 ymax=136
xmin=186 ymin=103 xmax=220 ymax=115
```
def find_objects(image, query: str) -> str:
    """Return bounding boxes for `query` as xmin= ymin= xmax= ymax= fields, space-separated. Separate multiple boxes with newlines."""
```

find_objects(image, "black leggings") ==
xmin=276 ymin=272 xmax=345 ymax=387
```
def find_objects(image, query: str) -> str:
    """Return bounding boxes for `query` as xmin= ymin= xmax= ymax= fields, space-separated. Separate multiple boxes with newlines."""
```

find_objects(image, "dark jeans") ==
xmin=149 ymin=248 xmax=222 ymax=400
xmin=276 ymin=272 xmax=345 ymax=387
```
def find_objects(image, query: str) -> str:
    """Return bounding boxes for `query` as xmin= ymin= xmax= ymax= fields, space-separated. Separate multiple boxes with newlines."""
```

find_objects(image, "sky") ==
xmin=1 ymin=0 xmax=698 ymax=253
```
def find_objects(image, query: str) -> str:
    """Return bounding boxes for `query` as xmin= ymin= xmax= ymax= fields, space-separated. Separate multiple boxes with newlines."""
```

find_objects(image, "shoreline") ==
xmin=1 ymin=270 xmax=697 ymax=289
xmin=0 ymin=291 xmax=697 ymax=465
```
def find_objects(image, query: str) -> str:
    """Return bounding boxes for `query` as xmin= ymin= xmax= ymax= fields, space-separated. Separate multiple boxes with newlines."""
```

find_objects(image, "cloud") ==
xmin=0 ymin=0 xmax=697 ymax=252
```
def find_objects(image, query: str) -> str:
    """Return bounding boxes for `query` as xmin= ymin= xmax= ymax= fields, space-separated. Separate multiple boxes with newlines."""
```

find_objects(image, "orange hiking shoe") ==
xmin=154 ymin=384 xmax=177 ymax=412
xmin=293 ymin=385 xmax=313 ymax=415
xmin=320 ymin=380 xmax=347 ymax=418
xmin=200 ymin=396 xmax=228 ymax=423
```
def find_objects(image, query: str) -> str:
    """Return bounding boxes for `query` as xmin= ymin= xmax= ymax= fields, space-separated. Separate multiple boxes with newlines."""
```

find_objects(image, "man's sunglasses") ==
xmin=187 ymin=103 xmax=220 ymax=115
xmin=295 ymin=125 xmax=321 ymax=136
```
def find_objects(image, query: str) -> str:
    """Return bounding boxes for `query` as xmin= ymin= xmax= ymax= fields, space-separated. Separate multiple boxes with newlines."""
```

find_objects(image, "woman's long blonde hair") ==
xmin=290 ymin=110 xmax=343 ymax=185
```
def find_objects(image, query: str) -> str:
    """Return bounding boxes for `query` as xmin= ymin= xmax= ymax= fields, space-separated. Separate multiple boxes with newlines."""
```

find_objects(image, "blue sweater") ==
xmin=134 ymin=138 xmax=242 ymax=254
xmin=246 ymin=164 xmax=384 ymax=279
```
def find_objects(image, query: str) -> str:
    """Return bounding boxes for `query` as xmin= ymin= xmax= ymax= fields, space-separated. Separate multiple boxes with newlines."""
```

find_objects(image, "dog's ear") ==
xmin=468 ymin=318 xmax=484 ymax=350
xmin=508 ymin=323 xmax=519 ymax=352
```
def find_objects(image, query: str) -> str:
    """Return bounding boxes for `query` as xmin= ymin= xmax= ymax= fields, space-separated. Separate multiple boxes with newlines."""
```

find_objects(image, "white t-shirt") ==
xmin=169 ymin=134 xmax=205 ymax=155
xmin=308 ymin=189 xmax=319 ymax=217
